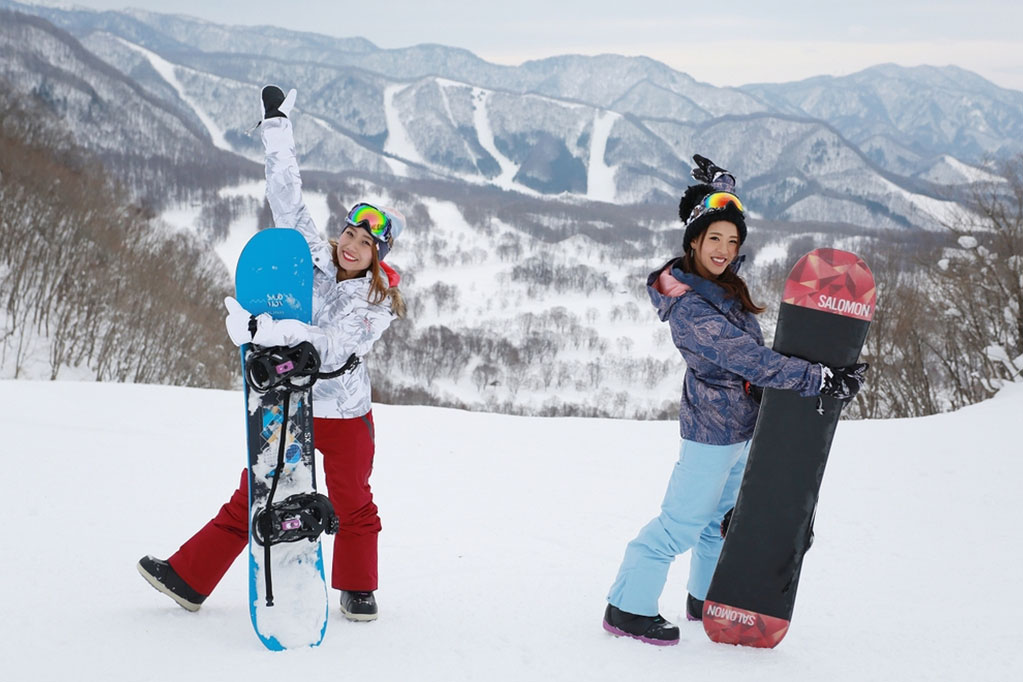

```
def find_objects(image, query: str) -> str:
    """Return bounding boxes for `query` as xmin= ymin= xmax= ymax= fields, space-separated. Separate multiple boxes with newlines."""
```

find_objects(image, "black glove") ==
xmin=720 ymin=508 xmax=733 ymax=538
xmin=691 ymin=154 xmax=732 ymax=185
xmin=820 ymin=362 xmax=869 ymax=401
xmin=261 ymin=85 xmax=295 ymax=120
xmin=691 ymin=154 xmax=736 ymax=191
xmin=743 ymin=380 xmax=763 ymax=405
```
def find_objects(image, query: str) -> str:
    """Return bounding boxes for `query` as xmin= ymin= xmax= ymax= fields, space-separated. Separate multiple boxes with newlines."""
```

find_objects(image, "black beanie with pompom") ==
xmin=679 ymin=155 xmax=747 ymax=249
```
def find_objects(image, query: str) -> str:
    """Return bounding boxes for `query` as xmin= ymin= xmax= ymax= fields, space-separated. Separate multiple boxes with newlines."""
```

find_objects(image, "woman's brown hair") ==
xmin=329 ymin=238 xmax=407 ymax=318
xmin=682 ymin=235 xmax=765 ymax=314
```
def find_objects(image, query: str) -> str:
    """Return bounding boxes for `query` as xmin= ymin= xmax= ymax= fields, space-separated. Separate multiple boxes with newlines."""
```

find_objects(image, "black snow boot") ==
xmin=686 ymin=593 xmax=704 ymax=621
xmin=602 ymin=604 xmax=679 ymax=646
xmin=340 ymin=590 xmax=378 ymax=621
xmin=137 ymin=555 xmax=207 ymax=612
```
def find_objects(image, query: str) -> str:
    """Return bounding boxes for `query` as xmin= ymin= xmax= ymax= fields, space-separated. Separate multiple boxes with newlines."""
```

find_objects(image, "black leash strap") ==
xmin=261 ymin=390 xmax=290 ymax=607
xmin=318 ymin=352 xmax=361 ymax=380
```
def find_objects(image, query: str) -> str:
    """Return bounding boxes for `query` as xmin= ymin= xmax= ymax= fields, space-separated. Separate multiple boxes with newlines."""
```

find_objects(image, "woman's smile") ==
xmin=691 ymin=220 xmax=740 ymax=278
xmin=336 ymin=225 xmax=375 ymax=275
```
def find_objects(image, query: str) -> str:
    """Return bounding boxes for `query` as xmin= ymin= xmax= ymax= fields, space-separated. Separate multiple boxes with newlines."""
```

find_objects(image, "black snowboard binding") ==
xmin=245 ymin=342 xmax=321 ymax=393
xmin=246 ymin=342 xmax=361 ymax=394
xmin=252 ymin=492 xmax=340 ymax=547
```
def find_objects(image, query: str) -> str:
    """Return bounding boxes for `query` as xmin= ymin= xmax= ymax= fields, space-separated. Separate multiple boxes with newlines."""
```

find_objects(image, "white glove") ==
xmin=224 ymin=296 xmax=255 ymax=346
xmin=223 ymin=296 xmax=312 ymax=348
xmin=252 ymin=316 xmax=310 ymax=348
xmin=279 ymin=88 xmax=296 ymax=118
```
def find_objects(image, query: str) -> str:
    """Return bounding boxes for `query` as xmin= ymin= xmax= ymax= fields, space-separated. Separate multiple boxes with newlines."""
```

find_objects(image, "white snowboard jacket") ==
xmin=261 ymin=117 xmax=395 ymax=419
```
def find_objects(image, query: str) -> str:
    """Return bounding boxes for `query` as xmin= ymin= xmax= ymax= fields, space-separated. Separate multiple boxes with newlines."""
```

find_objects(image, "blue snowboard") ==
xmin=235 ymin=228 xmax=328 ymax=651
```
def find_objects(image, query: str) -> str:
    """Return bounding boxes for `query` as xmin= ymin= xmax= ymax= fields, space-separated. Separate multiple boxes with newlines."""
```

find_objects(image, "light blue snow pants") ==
xmin=607 ymin=439 xmax=750 ymax=617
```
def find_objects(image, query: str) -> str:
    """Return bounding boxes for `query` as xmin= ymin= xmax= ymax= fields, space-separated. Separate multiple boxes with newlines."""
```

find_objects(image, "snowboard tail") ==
xmin=704 ymin=249 xmax=875 ymax=648
xmin=702 ymin=602 xmax=789 ymax=649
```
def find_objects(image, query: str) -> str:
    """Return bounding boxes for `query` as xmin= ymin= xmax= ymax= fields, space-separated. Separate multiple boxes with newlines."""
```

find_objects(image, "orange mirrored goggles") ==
xmin=688 ymin=191 xmax=745 ymax=223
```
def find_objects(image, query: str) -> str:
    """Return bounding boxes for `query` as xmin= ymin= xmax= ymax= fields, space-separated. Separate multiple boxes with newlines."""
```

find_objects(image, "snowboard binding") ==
xmin=252 ymin=492 xmax=340 ymax=546
xmin=245 ymin=342 xmax=362 ymax=394
xmin=246 ymin=342 xmax=320 ymax=393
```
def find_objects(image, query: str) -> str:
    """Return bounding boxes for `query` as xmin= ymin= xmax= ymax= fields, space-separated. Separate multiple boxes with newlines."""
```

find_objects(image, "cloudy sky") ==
xmin=36 ymin=0 xmax=1023 ymax=90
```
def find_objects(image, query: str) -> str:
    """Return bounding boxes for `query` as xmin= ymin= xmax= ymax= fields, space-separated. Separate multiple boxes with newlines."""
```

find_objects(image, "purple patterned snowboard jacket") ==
xmin=648 ymin=259 xmax=822 ymax=445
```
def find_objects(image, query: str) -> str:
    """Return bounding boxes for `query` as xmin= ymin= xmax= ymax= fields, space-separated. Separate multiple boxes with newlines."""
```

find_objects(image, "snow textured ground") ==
xmin=2 ymin=380 xmax=1021 ymax=681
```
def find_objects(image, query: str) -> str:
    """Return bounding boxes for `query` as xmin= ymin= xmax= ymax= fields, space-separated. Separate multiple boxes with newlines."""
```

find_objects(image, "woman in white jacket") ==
xmin=137 ymin=85 xmax=405 ymax=622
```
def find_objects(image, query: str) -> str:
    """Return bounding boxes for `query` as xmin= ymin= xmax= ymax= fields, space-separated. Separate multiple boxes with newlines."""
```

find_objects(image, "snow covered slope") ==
xmin=3 ymin=380 xmax=1021 ymax=680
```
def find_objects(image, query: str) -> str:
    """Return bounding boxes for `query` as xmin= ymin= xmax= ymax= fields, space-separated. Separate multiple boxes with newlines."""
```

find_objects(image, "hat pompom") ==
xmin=678 ymin=183 xmax=714 ymax=224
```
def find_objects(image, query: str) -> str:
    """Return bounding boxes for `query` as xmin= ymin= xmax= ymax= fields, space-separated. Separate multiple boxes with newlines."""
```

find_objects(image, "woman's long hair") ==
xmin=682 ymin=237 xmax=765 ymax=314
xmin=329 ymin=238 xmax=407 ymax=318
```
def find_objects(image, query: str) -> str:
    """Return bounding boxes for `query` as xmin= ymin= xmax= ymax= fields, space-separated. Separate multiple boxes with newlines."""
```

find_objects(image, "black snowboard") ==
xmin=703 ymin=248 xmax=875 ymax=648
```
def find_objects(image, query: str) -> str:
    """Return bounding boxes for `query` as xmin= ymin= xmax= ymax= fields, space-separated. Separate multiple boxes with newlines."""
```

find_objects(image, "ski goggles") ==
xmin=345 ymin=203 xmax=392 ymax=241
xmin=687 ymin=191 xmax=745 ymax=224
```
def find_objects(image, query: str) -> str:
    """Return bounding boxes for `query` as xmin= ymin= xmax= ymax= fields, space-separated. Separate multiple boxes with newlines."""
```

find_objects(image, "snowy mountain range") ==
xmin=3 ymin=1 xmax=1021 ymax=229
xmin=2 ymin=1 xmax=1018 ymax=417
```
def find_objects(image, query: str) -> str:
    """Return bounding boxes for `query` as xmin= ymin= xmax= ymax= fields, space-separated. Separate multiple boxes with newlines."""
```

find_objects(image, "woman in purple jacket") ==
xmin=602 ymin=155 xmax=867 ymax=646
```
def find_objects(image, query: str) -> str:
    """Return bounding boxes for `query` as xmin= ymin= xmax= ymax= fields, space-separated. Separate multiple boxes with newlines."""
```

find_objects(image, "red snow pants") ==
xmin=167 ymin=412 xmax=381 ymax=597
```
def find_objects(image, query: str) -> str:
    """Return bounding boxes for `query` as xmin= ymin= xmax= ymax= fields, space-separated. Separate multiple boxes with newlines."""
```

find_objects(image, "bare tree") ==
xmin=922 ymin=155 xmax=1023 ymax=408
xmin=853 ymin=240 xmax=940 ymax=418
xmin=472 ymin=362 xmax=500 ymax=393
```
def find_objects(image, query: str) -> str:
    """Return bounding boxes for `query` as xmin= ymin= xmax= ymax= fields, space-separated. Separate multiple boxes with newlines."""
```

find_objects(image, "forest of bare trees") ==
xmin=780 ymin=159 xmax=1019 ymax=420
xmin=0 ymin=89 xmax=237 ymax=387
xmin=2 ymin=77 xmax=1021 ymax=421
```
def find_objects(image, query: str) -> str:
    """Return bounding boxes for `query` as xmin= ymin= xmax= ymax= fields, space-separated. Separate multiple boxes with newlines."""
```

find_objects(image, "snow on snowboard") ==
xmin=235 ymin=228 xmax=331 ymax=651
xmin=703 ymin=248 xmax=876 ymax=648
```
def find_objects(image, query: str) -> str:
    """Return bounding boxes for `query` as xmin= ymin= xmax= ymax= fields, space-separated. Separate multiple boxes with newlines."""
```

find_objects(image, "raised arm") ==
xmin=260 ymin=109 xmax=331 ymax=262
